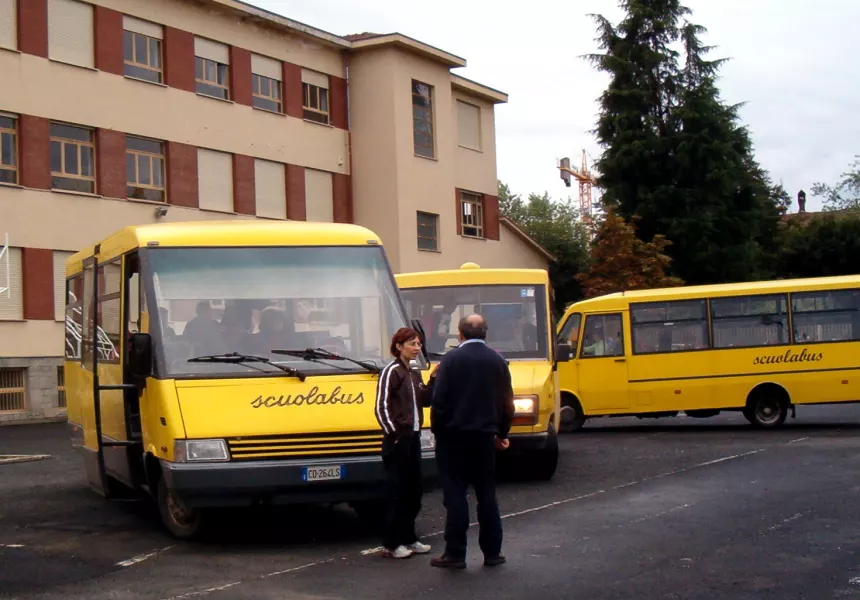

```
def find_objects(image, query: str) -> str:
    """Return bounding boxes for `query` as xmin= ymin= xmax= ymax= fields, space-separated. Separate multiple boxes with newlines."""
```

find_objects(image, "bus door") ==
xmin=576 ymin=312 xmax=630 ymax=411
xmin=83 ymin=252 xmax=143 ymax=496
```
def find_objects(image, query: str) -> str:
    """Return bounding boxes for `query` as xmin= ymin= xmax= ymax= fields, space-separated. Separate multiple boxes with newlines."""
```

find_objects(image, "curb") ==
xmin=0 ymin=455 xmax=52 ymax=465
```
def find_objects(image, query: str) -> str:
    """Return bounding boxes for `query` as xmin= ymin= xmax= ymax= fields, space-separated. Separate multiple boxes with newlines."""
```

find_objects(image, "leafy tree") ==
xmin=777 ymin=212 xmax=860 ymax=278
xmin=577 ymin=211 xmax=683 ymax=298
xmin=812 ymin=155 xmax=860 ymax=211
xmin=769 ymin=181 xmax=792 ymax=215
xmin=497 ymin=181 xmax=590 ymax=314
xmin=586 ymin=1 xmax=781 ymax=285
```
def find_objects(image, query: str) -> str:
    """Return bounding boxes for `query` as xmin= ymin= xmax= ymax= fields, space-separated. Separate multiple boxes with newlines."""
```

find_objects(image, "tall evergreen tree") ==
xmin=587 ymin=1 xmax=781 ymax=285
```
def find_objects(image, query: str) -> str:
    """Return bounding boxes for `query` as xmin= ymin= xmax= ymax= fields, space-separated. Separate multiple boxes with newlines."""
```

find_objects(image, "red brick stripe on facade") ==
xmin=22 ymin=248 xmax=54 ymax=321
xmin=286 ymin=164 xmax=306 ymax=220
xmin=332 ymin=173 xmax=353 ymax=223
xmin=330 ymin=76 xmax=348 ymax=130
xmin=19 ymin=115 xmax=51 ymax=190
xmin=483 ymin=194 xmax=500 ymax=241
xmin=96 ymin=129 xmax=127 ymax=199
xmin=229 ymin=46 xmax=253 ymax=106
xmin=283 ymin=62 xmax=303 ymax=120
xmin=18 ymin=0 xmax=48 ymax=58
xmin=164 ymin=27 xmax=195 ymax=92
xmin=166 ymin=142 xmax=198 ymax=208
xmin=454 ymin=189 xmax=463 ymax=235
xmin=94 ymin=6 xmax=124 ymax=76
xmin=232 ymin=154 xmax=255 ymax=215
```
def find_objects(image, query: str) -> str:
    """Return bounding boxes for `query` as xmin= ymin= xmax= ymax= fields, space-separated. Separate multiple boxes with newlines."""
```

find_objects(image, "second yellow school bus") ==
xmin=555 ymin=274 xmax=860 ymax=430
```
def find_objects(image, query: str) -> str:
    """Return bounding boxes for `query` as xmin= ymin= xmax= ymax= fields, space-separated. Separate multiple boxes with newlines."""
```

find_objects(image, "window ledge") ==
xmin=458 ymin=144 xmax=483 ymax=153
xmin=0 ymin=319 xmax=26 ymax=323
xmin=196 ymin=92 xmax=234 ymax=105
xmin=414 ymin=153 xmax=438 ymax=162
xmin=125 ymin=75 xmax=168 ymax=88
xmin=49 ymin=58 xmax=99 ymax=73
xmin=127 ymin=197 xmax=168 ymax=207
xmin=254 ymin=107 xmax=286 ymax=118
xmin=459 ymin=234 xmax=487 ymax=241
xmin=303 ymin=118 xmax=333 ymax=128
xmin=51 ymin=188 xmax=100 ymax=199
xmin=198 ymin=207 xmax=237 ymax=216
xmin=418 ymin=248 xmax=441 ymax=254
xmin=0 ymin=46 xmax=21 ymax=56
xmin=0 ymin=182 xmax=24 ymax=190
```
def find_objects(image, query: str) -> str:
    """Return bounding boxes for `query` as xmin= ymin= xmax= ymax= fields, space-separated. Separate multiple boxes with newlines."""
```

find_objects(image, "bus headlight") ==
xmin=513 ymin=395 xmax=539 ymax=426
xmin=174 ymin=439 xmax=230 ymax=462
xmin=420 ymin=429 xmax=436 ymax=451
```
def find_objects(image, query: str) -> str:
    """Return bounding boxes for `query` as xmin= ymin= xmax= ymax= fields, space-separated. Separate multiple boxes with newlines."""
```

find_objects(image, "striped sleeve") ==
xmin=375 ymin=362 xmax=398 ymax=434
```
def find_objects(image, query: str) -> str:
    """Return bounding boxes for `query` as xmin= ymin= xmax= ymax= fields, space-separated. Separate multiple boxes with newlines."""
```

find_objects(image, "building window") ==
xmin=304 ymin=168 xmax=334 ymax=223
xmin=417 ymin=211 xmax=439 ymax=252
xmin=57 ymin=366 xmax=66 ymax=408
xmin=197 ymin=148 xmax=234 ymax=213
xmin=254 ymin=158 xmax=286 ymax=220
xmin=48 ymin=0 xmax=94 ymax=68
xmin=251 ymin=54 xmax=283 ymax=113
xmin=50 ymin=123 xmax=96 ymax=193
xmin=0 ymin=367 xmax=26 ymax=413
xmin=123 ymin=16 xmax=163 ymax=84
xmin=0 ymin=0 xmax=16 ymax=51
xmin=0 ymin=113 xmax=17 ymax=185
xmin=0 ymin=246 xmax=22 ymax=320
xmin=412 ymin=80 xmax=434 ymax=158
xmin=126 ymin=136 xmax=166 ymax=202
xmin=302 ymin=69 xmax=330 ymax=125
xmin=194 ymin=37 xmax=230 ymax=100
xmin=456 ymin=100 xmax=482 ymax=150
xmin=459 ymin=191 xmax=484 ymax=238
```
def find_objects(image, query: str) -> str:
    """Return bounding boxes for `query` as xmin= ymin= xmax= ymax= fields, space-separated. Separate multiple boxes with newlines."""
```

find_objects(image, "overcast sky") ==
xmin=254 ymin=0 xmax=859 ymax=214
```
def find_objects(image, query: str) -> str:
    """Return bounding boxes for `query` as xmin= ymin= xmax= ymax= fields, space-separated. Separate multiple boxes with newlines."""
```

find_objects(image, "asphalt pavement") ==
xmin=3 ymin=405 xmax=860 ymax=599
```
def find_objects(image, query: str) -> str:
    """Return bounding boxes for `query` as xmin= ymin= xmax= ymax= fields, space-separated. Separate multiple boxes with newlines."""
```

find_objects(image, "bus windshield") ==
xmin=399 ymin=284 xmax=548 ymax=360
xmin=143 ymin=245 xmax=422 ymax=378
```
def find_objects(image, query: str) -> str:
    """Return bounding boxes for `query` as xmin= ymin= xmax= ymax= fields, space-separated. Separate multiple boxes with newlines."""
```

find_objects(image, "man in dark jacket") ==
xmin=429 ymin=313 xmax=515 ymax=569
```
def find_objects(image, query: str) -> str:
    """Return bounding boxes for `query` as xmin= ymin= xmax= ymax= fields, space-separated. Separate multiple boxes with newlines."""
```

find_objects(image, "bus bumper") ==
xmin=160 ymin=452 xmax=438 ymax=509
xmin=506 ymin=431 xmax=551 ymax=454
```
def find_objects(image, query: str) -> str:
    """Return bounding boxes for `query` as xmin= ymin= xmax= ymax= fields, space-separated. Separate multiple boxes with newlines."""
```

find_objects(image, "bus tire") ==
xmin=744 ymin=385 xmax=789 ymax=429
xmin=532 ymin=423 xmax=560 ymax=481
xmin=157 ymin=479 xmax=204 ymax=540
xmin=559 ymin=394 xmax=586 ymax=433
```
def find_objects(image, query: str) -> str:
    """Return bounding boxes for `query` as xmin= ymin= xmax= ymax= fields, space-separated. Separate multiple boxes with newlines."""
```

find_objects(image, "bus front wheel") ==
xmin=744 ymin=387 xmax=789 ymax=429
xmin=559 ymin=394 xmax=586 ymax=433
xmin=157 ymin=480 xmax=204 ymax=540
xmin=532 ymin=423 xmax=560 ymax=481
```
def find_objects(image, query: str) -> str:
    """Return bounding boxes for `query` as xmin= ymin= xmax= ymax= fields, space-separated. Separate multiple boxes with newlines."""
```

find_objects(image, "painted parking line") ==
xmin=0 ymin=454 xmax=52 ymax=465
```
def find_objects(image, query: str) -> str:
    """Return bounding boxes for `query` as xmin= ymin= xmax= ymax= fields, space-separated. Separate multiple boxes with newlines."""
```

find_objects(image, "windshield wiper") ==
xmin=270 ymin=348 xmax=380 ymax=375
xmin=187 ymin=352 xmax=307 ymax=381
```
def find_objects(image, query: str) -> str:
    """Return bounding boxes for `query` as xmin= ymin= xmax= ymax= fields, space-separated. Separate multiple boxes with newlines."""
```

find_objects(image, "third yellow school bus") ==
xmin=555 ymin=274 xmax=860 ymax=430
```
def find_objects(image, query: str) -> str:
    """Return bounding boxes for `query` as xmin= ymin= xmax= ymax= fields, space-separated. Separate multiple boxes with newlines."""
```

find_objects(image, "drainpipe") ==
xmin=343 ymin=50 xmax=354 ymax=224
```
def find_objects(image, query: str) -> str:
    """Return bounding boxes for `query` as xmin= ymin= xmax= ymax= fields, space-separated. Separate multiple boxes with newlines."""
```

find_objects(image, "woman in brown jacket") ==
xmin=375 ymin=327 xmax=436 ymax=559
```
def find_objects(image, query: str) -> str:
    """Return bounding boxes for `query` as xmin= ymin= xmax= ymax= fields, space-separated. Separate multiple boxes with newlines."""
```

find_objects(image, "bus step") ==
xmin=100 ymin=383 xmax=137 ymax=391
xmin=103 ymin=440 xmax=142 ymax=448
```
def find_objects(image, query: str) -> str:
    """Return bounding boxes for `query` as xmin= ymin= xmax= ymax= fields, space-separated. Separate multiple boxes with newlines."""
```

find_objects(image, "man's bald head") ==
xmin=458 ymin=313 xmax=488 ymax=341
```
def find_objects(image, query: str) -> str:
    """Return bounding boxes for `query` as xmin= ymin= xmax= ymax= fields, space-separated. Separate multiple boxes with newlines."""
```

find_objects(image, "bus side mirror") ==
xmin=411 ymin=318 xmax=430 ymax=362
xmin=129 ymin=332 xmax=153 ymax=379
xmin=555 ymin=342 xmax=574 ymax=363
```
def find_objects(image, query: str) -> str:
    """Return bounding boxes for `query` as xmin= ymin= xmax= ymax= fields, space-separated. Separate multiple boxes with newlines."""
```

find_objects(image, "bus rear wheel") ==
xmin=157 ymin=480 xmax=204 ymax=540
xmin=744 ymin=387 xmax=789 ymax=429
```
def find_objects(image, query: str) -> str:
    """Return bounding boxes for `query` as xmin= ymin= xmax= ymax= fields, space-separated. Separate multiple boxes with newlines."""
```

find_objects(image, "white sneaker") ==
xmin=407 ymin=541 xmax=432 ymax=554
xmin=383 ymin=545 xmax=414 ymax=559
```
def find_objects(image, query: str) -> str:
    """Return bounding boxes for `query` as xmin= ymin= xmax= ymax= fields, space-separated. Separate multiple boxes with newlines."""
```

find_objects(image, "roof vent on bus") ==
xmin=460 ymin=262 xmax=480 ymax=270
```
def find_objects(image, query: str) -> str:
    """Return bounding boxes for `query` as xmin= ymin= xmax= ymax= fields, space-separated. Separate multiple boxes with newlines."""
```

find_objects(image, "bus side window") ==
xmin=558 ymin=313 xmax=582 ymax=351
xmin=581 ymin=314 xmax=624 ymax=358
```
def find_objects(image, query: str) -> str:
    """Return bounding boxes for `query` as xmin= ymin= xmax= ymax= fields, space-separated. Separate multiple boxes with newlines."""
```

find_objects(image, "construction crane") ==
xmin=558 ymin=150 xmax=597 ymax=233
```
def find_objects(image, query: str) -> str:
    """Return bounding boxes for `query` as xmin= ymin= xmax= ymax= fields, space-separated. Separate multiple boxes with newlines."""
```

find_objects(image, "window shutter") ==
xmin=197 ymin=149 xmax=234 ymax=213
xmin=48 ymin=0 xmax=94 ymax=68
xmin=304 ymin=169 xmax=333 ymax=222
xmin=0 ymin=0 xmax=16 ymax=50
xmin=457 ymin=100 xmax=481 ymax=149
xmin=251 ymin=53 xmax=281 ymax=80
xmin=53 ymin=251 xmax=74 ymax=321
xmin=301 ymin=69 xmax=329 ymax=89
xmin=194 ymin=36 xmax=229 ymax=64
xmin=0 ymin=247 xmax=23 ymax=321
xmin=254 ymin=159 xmax=286 ymax=219
xmin=123 ymin=15 xmax=163 ymax=39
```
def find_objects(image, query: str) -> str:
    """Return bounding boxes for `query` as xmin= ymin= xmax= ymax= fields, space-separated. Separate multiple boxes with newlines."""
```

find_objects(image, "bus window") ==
xmin=631 ymin=299 xmax=709 ymax=354
xmin=558 ymin=313 xmax=581 ymax=348
xmin=711 ymin=294 xmax=789 ymax=348
xmin=581 ymin=314 xmax=624 ymax=358
xmin=791 ymin=289 xmax=860 ymax=343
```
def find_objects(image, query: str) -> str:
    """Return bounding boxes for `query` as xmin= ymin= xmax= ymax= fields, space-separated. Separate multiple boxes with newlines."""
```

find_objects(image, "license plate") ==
xmin=301 ymin=465 xmax=344 ymax=482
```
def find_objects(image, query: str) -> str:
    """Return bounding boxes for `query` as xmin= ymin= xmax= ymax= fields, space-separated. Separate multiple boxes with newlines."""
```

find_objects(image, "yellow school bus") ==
xmin=555 ymin=274 xmax=860 ymax=430
xmin=395 ymin=263 xmax=569 ymax=480
xmin=64 ymin=220 xmax=435 ymax=539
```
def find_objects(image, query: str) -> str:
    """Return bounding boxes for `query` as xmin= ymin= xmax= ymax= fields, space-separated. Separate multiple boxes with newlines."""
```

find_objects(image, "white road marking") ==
xmin=262 ymin=559 xmax=334 ymax=578
xmin=849 ymin=576 xmax=860 ymax=586
xmin=0 ymin=544 xmax=25 ymax=548
xmin=165 ymin=582 xmax=241 ymax=600
xmin=0 ymin=454 xmax=52 ymax=465
xmin=160 ymin=560 xmax=332 ymax=599
xmin=766 ymin=512 xmax=806 ymax=532
xmin=787 ymin=437 xmax=809 ymax=444
xmin=116 ymin=545 xmax=174 ymax=567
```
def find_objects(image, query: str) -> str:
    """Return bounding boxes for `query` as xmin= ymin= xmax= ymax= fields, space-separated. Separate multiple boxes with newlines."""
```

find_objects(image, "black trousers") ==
xmin=382 ymin=433 xmax=423 ymax=550
xmin=435 ymin=431 xmax=502 ymax=560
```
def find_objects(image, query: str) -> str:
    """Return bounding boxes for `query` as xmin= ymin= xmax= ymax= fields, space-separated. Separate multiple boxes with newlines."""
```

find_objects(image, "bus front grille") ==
xmin=226 ymin=430 xmax=383 ymax=461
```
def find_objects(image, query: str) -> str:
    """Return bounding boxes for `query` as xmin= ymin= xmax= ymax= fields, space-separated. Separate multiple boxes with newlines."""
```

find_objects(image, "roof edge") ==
xmin=500 ymin=217 xmax=556 ymax=263
xmin=349 ymin=33 xmax=467 ymax=67
xmin=451 ymin=74 xmax=508 ymax=104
